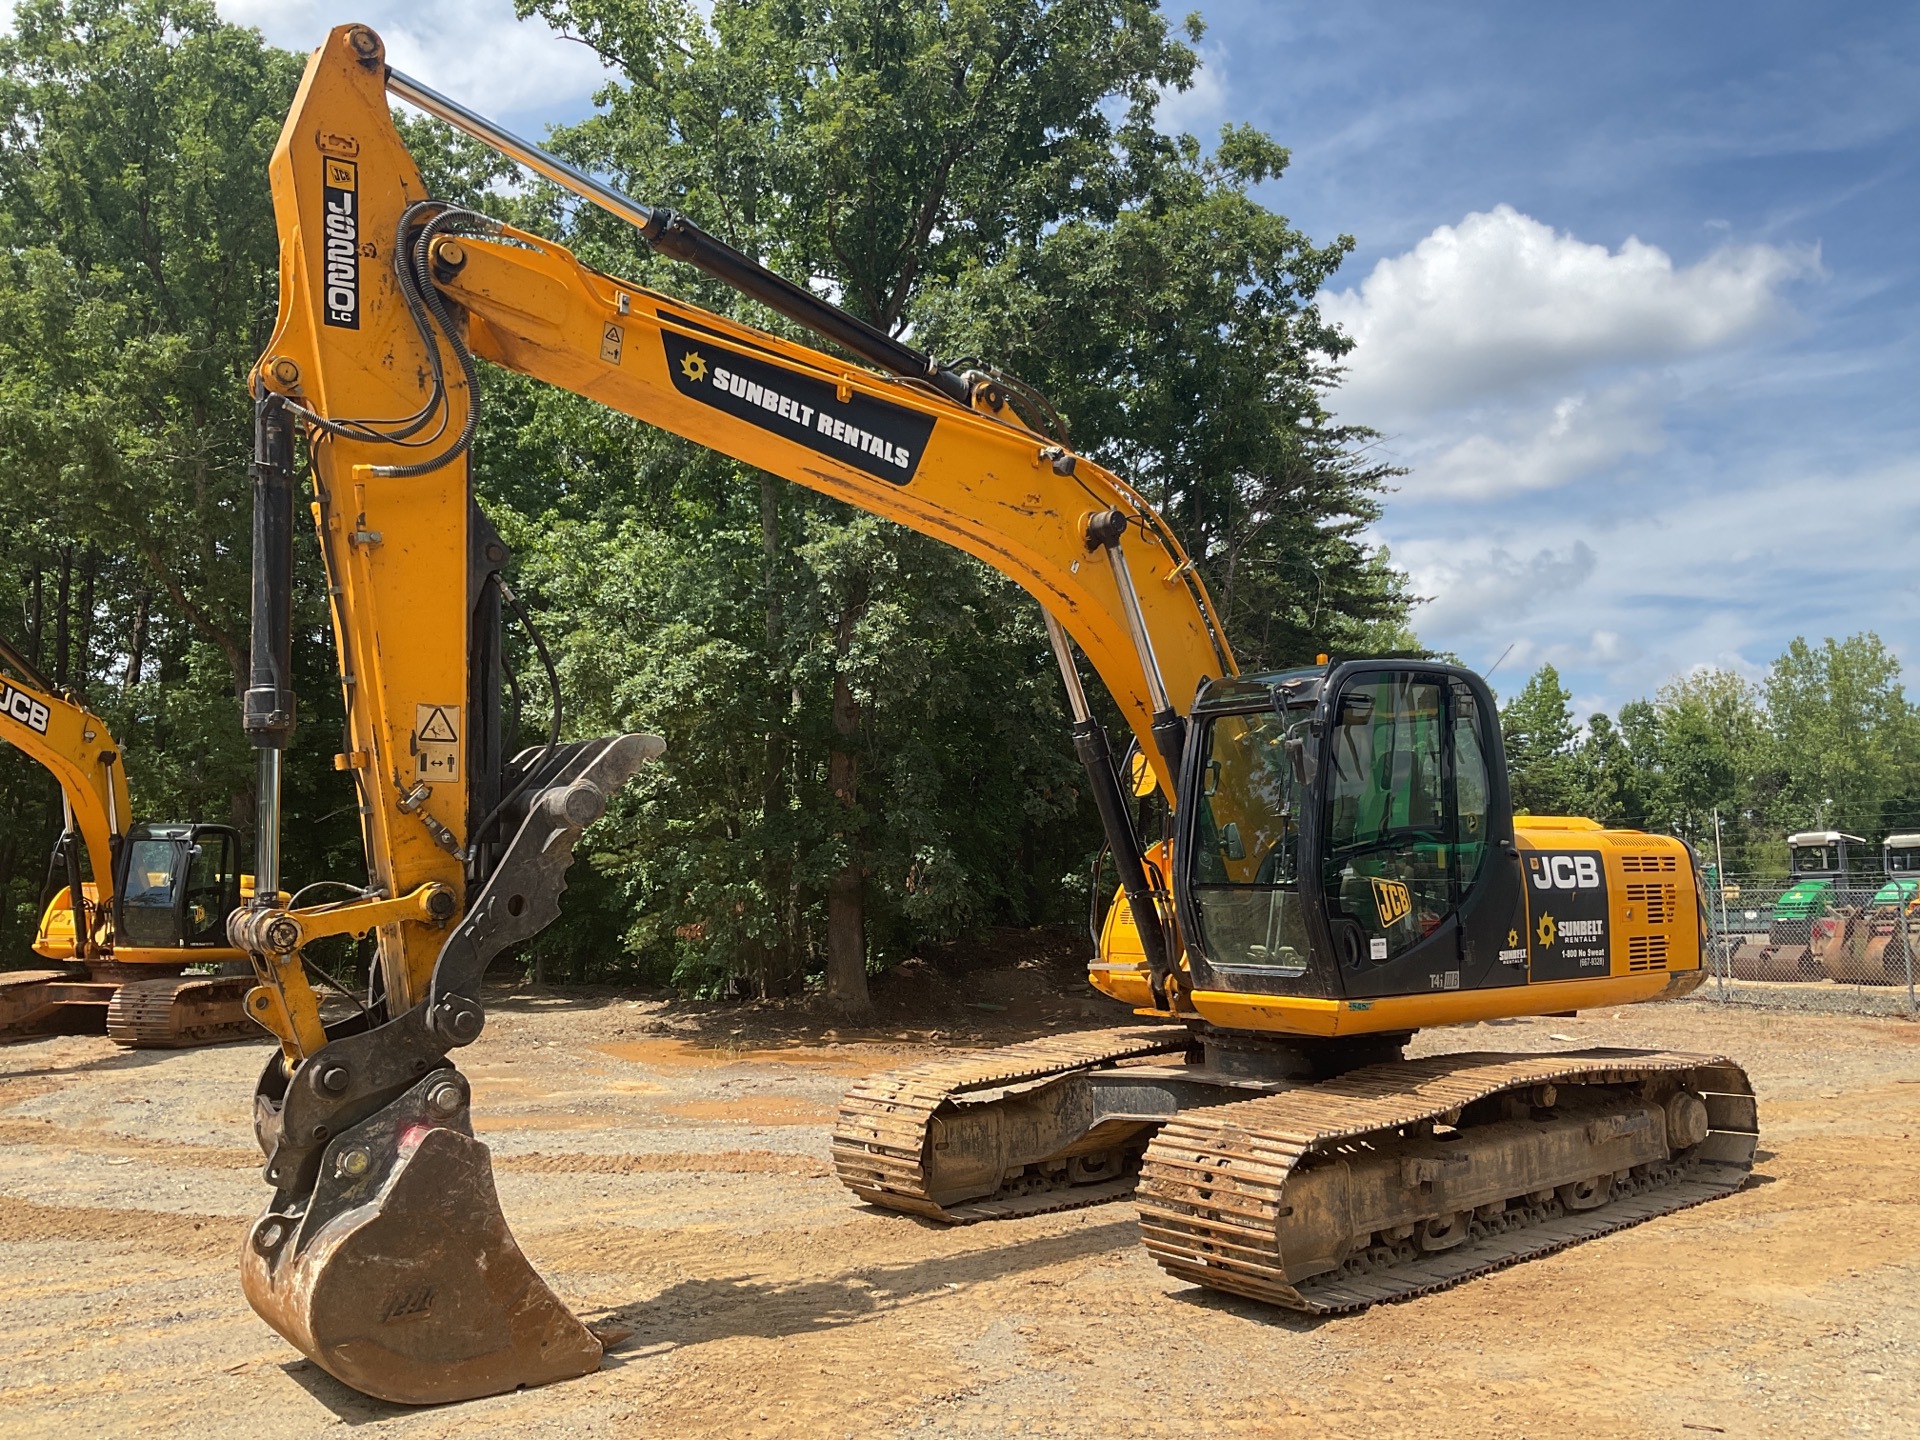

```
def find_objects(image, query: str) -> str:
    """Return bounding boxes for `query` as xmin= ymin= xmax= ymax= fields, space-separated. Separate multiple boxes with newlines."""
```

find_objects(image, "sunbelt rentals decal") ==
xmin=322 ymin=157 xmax=359 ymax=329
xmin=659 ymin=320 xmax=937 ymax=485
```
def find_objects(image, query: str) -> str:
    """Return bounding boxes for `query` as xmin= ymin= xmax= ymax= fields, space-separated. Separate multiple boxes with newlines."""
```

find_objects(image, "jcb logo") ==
xmin=1529 ymin=854 xmax=1601 ymax=891
xmin=1371 ymin=877 xmax=1411 ymax=927
xmin=0 ymin=684 xmax=50 ymax=735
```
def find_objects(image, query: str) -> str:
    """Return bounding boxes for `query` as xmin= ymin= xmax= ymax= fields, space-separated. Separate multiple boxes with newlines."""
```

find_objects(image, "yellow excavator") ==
xmin=0 ymin=633 xmax=258 ymax=1045
xmin=227 ymin=25 xmax=1757 ymax=1405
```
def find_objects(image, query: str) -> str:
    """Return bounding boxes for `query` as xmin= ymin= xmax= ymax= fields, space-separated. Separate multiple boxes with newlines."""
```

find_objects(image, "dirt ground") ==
xmin=1 ymin=939 xmax=1915 ymax=1439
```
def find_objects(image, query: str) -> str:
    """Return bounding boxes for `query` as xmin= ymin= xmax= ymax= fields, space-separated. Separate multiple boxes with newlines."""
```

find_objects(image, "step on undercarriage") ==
xmin=833 ymin=1028 xmax=1756 ymax=1309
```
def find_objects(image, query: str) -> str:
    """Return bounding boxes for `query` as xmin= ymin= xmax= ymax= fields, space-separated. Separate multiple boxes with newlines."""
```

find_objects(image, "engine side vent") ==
xmin=1627 ymin=934 xmax=1670 ymax=972
xmin=1625 ymin=882 xmax=1677 ymax=923
xmin=1619 ymin=853 xmax=1679 ymax=873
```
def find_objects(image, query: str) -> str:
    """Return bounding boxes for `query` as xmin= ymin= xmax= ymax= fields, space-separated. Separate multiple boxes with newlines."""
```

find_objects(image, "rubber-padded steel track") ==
xmin=1136 ymin=1047 xmax=1756 ymax=1312
xmin=105 ymin=974 xmax=258 ymax=1048
xmin=832 ymin=1026 xmax=1192 ymax=1222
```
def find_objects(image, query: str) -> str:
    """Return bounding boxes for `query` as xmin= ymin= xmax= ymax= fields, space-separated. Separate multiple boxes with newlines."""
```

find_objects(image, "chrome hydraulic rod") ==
xmin=1044 ymin=611 xmax=1174 ymax=1005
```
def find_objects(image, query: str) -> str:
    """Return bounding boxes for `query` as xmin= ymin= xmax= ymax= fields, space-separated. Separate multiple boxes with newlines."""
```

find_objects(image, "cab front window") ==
xmin=119 ymin=838 xmax=182 ymax=948
xmin=1792 ymin=844 xmax=1839 ymax=875
xmin=1188 ymin=709 xmax=1310 ymax=973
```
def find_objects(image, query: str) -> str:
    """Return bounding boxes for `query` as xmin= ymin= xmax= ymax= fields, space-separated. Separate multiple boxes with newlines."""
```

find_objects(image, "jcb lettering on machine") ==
xmin=0 ymin=683 xmax=50 ymax=735
xmin=1530 ymin=853 xmax=1601 ymax=890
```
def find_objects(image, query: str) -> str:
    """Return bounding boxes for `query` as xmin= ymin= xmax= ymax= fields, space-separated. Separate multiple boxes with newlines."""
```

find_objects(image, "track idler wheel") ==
xmin=241 ymin=1069 xmax=601 ymax=1404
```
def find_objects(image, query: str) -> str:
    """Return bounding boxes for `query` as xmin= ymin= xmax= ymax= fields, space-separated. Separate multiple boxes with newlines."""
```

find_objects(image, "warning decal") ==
xmin=415 ymin=704 xmax=461 ymax=783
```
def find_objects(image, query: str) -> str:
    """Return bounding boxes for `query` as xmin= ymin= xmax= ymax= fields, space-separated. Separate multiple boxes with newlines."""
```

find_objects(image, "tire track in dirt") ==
xmin=0 ymin=1117 xmax=258 ymax=1169
xmin=497 ymin=1150 xmax=829 ymax=1178
xmin=0 ymin=1194 xmax=243 ymax=1258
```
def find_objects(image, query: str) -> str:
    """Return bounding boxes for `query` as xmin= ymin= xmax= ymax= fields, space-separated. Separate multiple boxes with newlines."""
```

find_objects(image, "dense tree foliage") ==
xmin=0 ymin=1 xmax=361 ymax=957
xmin=2 ymin=1 xmax=1911 ymax=993
xmin=478 ymin=0 xmax=1417 ymax=1004
xmin=1499 ymin=634 xmax=1920 ymax=875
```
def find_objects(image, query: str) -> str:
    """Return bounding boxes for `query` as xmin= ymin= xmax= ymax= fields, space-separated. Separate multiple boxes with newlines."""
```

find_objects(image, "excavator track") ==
xmin=833 ymin=1025 xmax=1194 ymax=1222
xmin=0 ymin=968 xmax=108 ymax=1041
xmin=1137 ymin=1048 xmax=1756 ymax=1313
xmin=105 ymin=973 xmax=259 ymax=1048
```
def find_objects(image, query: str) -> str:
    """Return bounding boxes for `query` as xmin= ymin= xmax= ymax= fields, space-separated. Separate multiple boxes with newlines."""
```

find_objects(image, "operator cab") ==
xmin=1175 ymin=660 xmax=1521 ymax=1002
xmin=1787 ymin=830 xmax=1864 ymax=881
xmin=113 ymin=823 xmax=244 ymax=950
xmin=1883 ymin=835 xmax=1920 ymax=877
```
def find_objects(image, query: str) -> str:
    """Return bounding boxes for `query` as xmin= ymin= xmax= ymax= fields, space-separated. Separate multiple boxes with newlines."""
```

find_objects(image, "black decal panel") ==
xmin=660 ymin=324 xmax=935 ymax=484
xmin=321 ymin=157 xmax=360 ymax=330
xmin=1524 ymin=849 xmax=1611 ymax=982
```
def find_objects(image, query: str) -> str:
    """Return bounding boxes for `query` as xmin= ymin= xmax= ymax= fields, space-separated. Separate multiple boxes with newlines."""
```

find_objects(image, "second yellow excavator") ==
xmin=224 ymin=24 xmax=1757 ymax=1406
xmin=0 ymin=632 xmax=257 ymax=1045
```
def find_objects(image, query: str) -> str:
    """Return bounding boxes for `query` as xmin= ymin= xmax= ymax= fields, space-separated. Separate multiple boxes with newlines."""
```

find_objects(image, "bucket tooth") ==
xmin=241 ymin=1070 xmax=600 ymax=1404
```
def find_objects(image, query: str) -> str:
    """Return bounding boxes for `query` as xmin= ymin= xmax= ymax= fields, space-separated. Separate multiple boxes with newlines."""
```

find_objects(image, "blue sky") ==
xmin=216 ymin=2 xmax=1920 ymax=719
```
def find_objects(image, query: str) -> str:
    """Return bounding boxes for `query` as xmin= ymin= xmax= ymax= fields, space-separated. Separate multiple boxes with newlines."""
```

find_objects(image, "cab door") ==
xmin=182 ymin=826 xmax=243 ymax=945
xmin=1311 ymin=665 xmax=1525 ymax=999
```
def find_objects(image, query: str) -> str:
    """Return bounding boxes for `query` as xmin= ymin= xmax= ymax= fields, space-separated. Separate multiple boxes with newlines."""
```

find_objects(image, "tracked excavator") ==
xmin=0 ymin=633 xmax=257 ymax=1045
xmin=228 ymin=24 xmax=1757 ymax=1405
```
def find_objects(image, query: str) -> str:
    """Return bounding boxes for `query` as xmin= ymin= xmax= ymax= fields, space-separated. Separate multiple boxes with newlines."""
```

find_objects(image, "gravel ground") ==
xmin=0 ymin=975 xmax=1915 ymax=1440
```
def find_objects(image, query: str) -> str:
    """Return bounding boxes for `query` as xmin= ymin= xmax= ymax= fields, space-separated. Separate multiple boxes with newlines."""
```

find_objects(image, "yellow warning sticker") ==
xmin=600 ymin=322 xmax=624 ymax=364
xmin=415 ymin=703 xmax=460 ymax=783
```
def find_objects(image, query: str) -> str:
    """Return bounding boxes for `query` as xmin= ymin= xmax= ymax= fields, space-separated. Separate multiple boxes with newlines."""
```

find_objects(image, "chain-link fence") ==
xmin=1690 ymin=873 xmax=1919 ymax=1018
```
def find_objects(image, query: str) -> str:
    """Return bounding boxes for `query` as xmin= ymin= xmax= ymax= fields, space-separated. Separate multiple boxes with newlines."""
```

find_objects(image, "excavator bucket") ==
xmin=241 ymin=1068 xmax=601 ymax=1404
xmin=1728 ymin=940 xmax=1808 ymax=980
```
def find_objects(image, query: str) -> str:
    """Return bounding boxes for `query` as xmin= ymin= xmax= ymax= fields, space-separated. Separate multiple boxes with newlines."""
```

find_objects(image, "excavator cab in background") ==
xmin=113 ymin=823 xmax=245 ymax=950
xmin=227 ymin=26 xmax=1755 ymax=1407
xmin=0 ymin=630 xmax=258 ymax=1045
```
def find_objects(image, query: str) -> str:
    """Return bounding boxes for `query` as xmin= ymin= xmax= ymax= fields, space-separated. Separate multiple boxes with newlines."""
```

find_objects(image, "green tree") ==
xmin=1649 ymin=669 xmax=1767 ymax=852
xmin=915 ymin=123 xmax=1406 ymax=669
xmin=1765 ymin=634 xmax=1917 ymax=841
xmin=1573 ymin=710 xmax=1647 ymax=827
xmin=1500 ymin=663 xmax=1581 ymax=815
xmin=0 ymin=2 xmax=361 ymax=954
xmin=489 ymin=0 xmax=1410 ymax=1004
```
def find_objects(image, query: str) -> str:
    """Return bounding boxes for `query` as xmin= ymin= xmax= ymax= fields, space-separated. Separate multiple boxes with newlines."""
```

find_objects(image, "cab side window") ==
xmin=1451 ymin=678 xmax=1490 ymax=891
xmin=184 ymin=833 xmax=236 ymax=942
xmin=1322 ymin=674 xmax=1449 ymax=963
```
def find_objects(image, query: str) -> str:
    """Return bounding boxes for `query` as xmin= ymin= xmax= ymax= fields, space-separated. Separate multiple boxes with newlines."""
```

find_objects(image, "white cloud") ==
xmin=1157 ymin=42 xmax=1231 ymax=137
xmin=1417 ymin=382 xmax=1666 ymax=498
xmin=217 ymin=1 xmax=611 ymax=124
xmin=1400 ymin=538 xmax=1598 ymax=641
xmin=1323 ymin=204 xmax=1816 ymax=420
xmin=1384 ymin=454 xmax=1920 ymax=711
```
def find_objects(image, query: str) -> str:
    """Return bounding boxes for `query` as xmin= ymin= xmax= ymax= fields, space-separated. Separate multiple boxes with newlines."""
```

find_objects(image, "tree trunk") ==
xmin=27 ymin=565 xmax=43 ymax=666
xmin=73 ymin=545 xmax=97 ymax=697
xmin=124 ymin=588 xmax=151 ymax=689
xmin=824 ymin=602 xmax=871 ymax=1016
xmin=52 ymin=543 xmax=73 ymax=685
xmin=756 ymin=474 xmax=795 ymax=998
